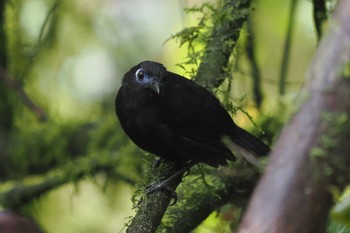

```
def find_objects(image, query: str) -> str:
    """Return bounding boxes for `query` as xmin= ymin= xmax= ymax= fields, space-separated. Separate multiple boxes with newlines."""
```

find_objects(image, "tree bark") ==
xmin=126 ymin=163 xmax=183 ymax=233
xmin=196 ymin=0 xmax=250 ymax=90
xmin=159 ymin=167 xmax=259 ymax=233
xmin=238 ymin=1 xmax=350 ymax=232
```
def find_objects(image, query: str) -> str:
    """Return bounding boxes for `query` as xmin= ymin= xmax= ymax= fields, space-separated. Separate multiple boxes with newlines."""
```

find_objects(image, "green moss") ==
xmin=331 ymin=194 xmax=350 ymax=227
xmin=311 ymin=112 xmax=350 ymax=160
xmin=321 ymin=112 xmax=349 ymax=135
xmin=341 ymin=62 xmax=350 ymax=78
xmin=320 ymin=134 xmax=337 ymax=150
xmin=168 ymin=2 xmax=217 ymax=79
xmin=309 ymin=111 xmax=350 ymax=185
xmin=324 ymin=166 xmax=334 ymax=177
xmin=8 ymin=121 xmax=83 ymax=177
xmin=310 ymin=147 xmax=327 ymax=160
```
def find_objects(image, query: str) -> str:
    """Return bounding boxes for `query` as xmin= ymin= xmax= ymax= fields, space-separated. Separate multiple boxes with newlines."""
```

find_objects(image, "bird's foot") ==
xmin=146 ymin=160 xmax=196 ymax=205
xmin=146 ymin=181 xmax=177 ymax=205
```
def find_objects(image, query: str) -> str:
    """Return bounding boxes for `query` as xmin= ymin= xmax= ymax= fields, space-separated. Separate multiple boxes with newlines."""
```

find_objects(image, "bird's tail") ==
xmin=232 ymin=126 xmax=271 ymax=157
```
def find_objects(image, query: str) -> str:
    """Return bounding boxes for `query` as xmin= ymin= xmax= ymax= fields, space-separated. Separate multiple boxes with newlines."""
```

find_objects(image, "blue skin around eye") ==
xmin=136 ymin=71 xmax=153 ymax=85
xmin=140 ymin=74 xmax=151 ymax=84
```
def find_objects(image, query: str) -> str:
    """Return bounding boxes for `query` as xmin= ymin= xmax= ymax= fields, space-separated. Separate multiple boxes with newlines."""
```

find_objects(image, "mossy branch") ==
xmin=126 ymin=0 xmax=252 ymax=232
xmin=196 ymin=0 xmax=251 ymax=90
xmin=0 ymin=155 xmax=129 ymax=210
xmin=126 ymin=162 xmax=185 ymax=233
xmin=159 ymin=166 xmax=259 ymax=232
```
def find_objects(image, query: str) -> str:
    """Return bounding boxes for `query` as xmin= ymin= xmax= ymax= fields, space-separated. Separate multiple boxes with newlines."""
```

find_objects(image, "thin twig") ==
xmin=245 ymin=17 xmax=263 ymax=109
xmin=313 ymin=0 xmax=327 ymax=43
xmin=0 ymin=66 xmax=48 ymax=121
xmin=279 ymin=0 xmax=298 ymax=96
xmin=0 ymin=2 xmax=58 ymax=121
xmin=37 ymin=2 xmax=58 ymax=43
xmin=19 ymin=1 xmax=59 ymax=80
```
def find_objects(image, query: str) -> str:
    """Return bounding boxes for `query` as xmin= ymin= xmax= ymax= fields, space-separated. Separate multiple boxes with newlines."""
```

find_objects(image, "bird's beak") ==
xmin=147 ymin=81 xmax=160 ymax=94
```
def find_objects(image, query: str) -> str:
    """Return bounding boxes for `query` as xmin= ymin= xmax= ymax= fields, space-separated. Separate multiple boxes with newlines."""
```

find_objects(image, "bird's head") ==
xmin=123 ymin=61 xmax=166 ymax=94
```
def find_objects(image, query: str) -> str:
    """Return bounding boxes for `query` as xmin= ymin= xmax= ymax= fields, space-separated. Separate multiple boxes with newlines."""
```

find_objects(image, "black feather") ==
xmin=115 ymin=61 xmax=270 ymax=167
xmin=233 ymin=126 xmax=271 ymax=157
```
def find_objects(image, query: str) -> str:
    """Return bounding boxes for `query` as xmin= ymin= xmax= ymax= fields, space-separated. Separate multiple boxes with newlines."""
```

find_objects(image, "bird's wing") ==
xmin=158 ymin=72 xmax=236 ymax=166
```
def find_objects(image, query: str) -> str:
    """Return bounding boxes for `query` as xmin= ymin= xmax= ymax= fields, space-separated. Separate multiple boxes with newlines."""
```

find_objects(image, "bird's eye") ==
xmin=135 ymin=69 xmax=145 ymax=81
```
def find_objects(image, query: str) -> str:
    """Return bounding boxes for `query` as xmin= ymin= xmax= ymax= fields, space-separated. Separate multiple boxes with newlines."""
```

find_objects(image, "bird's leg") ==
xmin=146 ymin=160 xmax=197 ymax=204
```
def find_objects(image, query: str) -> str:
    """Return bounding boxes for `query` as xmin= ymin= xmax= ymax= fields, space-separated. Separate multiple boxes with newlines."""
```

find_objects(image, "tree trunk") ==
xmin=238 ymin=1 xmax=350 ymax=232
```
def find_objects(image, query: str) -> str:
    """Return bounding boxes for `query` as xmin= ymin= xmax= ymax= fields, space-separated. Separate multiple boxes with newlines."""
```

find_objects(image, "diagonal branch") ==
xmin=125 ymin=0 xmax=252 ymax=232
xmin=159 ymin=166 xmax=259 ymax=233
xmin=0 ymin=66 xmax=48 ymax=121
xmin=238 ymin=0 xmax=350 ymax=232
xmin=18 ymin=1 xmax=59 ymax=81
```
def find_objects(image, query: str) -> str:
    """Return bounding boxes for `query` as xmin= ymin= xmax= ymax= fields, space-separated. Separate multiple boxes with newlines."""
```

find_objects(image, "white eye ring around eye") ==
xmin=135 ymin=69 xmax=145 ymax=81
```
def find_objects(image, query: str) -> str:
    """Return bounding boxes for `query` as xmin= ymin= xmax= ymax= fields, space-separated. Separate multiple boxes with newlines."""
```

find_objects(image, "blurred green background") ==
xmin=1 ymin=0 xmax=348 ymax=232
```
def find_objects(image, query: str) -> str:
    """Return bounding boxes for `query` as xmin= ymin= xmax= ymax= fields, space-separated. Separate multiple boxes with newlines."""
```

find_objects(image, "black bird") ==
xmin=115 ymin=61 xmax=270 ymax=192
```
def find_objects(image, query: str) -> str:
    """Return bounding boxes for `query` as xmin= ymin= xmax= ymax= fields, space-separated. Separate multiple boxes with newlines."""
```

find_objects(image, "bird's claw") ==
xmin=146 ymin=181 xmax=178 ymax=205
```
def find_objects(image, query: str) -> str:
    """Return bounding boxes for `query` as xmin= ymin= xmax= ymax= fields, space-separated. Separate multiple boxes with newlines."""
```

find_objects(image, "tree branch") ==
xmin=0 ymin=156 xmax=123 ymax=210
xmin=125 ymin=0 xmax=252 ymax=232
xmin=245 ymin=17 xmax=263 ymax=109
xmin=195 ymin=0 xmax=251 ymax=90
xmin=313 ymin=0 xmax=327 ymax=43
xmin=18 ymin=1 xmax=59 ymax=81
xmin=0 ymin=0 xmax=15 ymax=131
xmin=0 ymin=0 xmax=7 ymax=67
xmin=238 ymin=0 xmax=350 ymax=232
xmin=0 ymin=2 xmax=59 ymax=122
xmin=126 ymin=163 xmax=184 ymax=233
xmin=0 ymin=66 xmax=48 ymax=121
xmin=279 ymin=0 xmax=298 ymax=96
xmin=159 ymin=166 xmax=259 ymax=232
